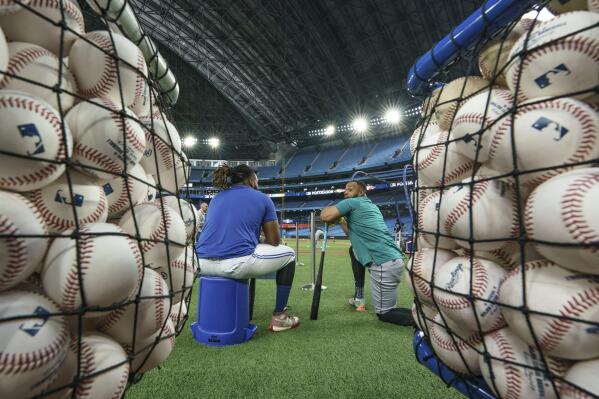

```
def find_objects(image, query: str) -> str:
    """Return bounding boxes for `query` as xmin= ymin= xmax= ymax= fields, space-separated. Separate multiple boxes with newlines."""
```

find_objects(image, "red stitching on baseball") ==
xmin=0 ymin=46 xmax=56 ymax=89
xmin=492 ymin=330 xmax=522 ymax=399
xmin=430 ymin=321 xmax=481 ymax=352
xmin=444 ymin=182 xmax=489 ymax=236
xmin=61 ymin=231 xmax=94 ymax=311
xmin=79 ymin=32 xmax=117 ymax=99
xmin=560 ymin=173 xmax=599 ymax=254
xmin=28 ymin=0 xmax=85 ymax=34
xmin=411 ymin=251 xmax=432 ymax=300
xmin=74 ymin=338 xmax=95 ymax=398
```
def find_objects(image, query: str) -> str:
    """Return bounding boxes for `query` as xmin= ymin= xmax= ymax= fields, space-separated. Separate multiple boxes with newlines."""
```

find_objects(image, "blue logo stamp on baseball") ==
xmin=18 ymin=123 xmax=45 ymax=155
xmin=532 ymin=116 xmax=569 ymax=141
xmin=19 ymin=306 xmax=51 ymax=337
xmin=54 ymin=189 xmax=85 ymax=207
xmin=534 ymin=63 xmax=571 ymax=89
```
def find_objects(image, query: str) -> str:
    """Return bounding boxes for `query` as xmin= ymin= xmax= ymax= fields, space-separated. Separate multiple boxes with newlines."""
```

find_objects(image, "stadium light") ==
xmin=352 ymin=117 xmax=368 ymax=133
xmin=384 ymin=108 xmax=401 ymax=124
xmin=208 ymin=137 xmax=220 ymax=148
xmin=324 ymin=125 xmax=335 ymax=136
xmin=183 ymin=136 xmax=198 ymax=148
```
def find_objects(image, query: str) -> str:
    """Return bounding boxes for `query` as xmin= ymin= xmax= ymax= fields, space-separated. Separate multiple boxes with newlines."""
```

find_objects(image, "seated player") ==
xmin=197 ymin=164 xmax=300 ymax=332
xmin=320 ymin=180 xmax=412 ymax=326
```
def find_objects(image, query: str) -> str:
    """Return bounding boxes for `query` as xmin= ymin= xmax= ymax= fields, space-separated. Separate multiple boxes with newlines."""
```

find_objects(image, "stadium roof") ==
xmin=126 ymin=0 xmax=480 ymax=159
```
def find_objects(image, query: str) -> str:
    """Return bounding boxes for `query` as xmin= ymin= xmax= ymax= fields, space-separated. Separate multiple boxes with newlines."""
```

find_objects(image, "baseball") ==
xmin=127 ymin=318 xmax=175 ymax=373
xmin=101 ymin=163 xmax=148 ymax=218
xmin=0 ymin=290 xmax=69 ymax=398
xmin=450 ymin=88 xmax=513 ymax=162
xmin=478 ymin=37 xmax=519 ymax=88
xmin=412 ymin=126 xmax=474 ymax=188
xmin=406 ymin=247 xmax=456 ymax=305
xmin=412 ymin=302 xmax=438 ymax=336
xmin=525 ymin=168 xmax=599 ymax=275
xmin=0 ymin=90 xmax=72 ymax=192
xmin=417 ymin=190 xmax=458 ymax=250
xmin=486 ymin=97 xmax=599 ymax=188
xmin=42 ymin=223 xmax=143 ymax=315
xmin=506 ymin=12 xmax=599 ymax=102
xmin=97 ymin=267 xmax=170 ymax=344
xmin=409 ymin=120 xmax=441 ymax=156
xmin=140 ymin=115 xmax=183 ymax=177
xmin=74 ymin=333 xmax=129 ymax=399
xmin=0 ymin=0 xmax=85 ymax=56
xmin=69 ymin=30 xmax=147 ymax=106
xmin=560 ymin=358 xmax=599 ymax=398
xmin=0 ymin=191 xmax=48 ymax=291
xmin=434 ymin=76 xmax=490 ymax=130
xmin=548 ymin=0 xmax=588 ymax=13
xmin=66 ymin=97 xmax=146 ymax=180
xmin=158 ymin=152 xmax=189 ymax=194
xmin=169 ymin=299 xmax=188 ymax=329
xmin=499 ymin=259 xmax=599 ymax=360
xmin=30 ymin=170 xmax=108 ymax=234
xmin=433 ymin=256 xmax=506 ymax=334
xmin=429 ymin=312 xmax=482 ymax=375
xmin=480 ymin=327 xmax=570 ymax=399
xmin=119 ymin=202 xmax=187 ymax=269
xmin=439 ymin=178 xmax=519 ymax=251
xmin=153 ymin=246 xmax=198 ymax=304
xmin=158 ymin=195 xmax=200 ymax=243
xmin=0 ymin=42 xmax=78 ymax=112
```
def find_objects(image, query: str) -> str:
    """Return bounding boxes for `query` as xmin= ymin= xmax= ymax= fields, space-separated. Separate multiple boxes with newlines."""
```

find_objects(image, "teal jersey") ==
xmin=335 ymin=196 xmax=403 ymax=266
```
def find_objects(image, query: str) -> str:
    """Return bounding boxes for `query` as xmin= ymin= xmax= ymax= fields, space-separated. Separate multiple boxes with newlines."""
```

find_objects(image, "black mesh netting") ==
xmin=0 ymin=1 xmax=198 ymax=398
xmin=407 ymin=2 xmax=599 ymax=398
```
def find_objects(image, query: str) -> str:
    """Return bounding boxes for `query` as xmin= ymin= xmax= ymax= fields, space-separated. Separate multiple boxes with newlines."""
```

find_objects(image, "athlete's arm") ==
xmin=320 ymin=206 xmax=342 ymax=223
xmin=262 ymin=220 xmax=281 ymax=246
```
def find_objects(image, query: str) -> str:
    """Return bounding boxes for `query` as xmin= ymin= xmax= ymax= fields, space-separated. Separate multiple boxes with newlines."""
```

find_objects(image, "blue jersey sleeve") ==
xmin=335 ymin=198 xmax=357 ymax=216
xmin=262 ymin=194 xmax=278 ymax=223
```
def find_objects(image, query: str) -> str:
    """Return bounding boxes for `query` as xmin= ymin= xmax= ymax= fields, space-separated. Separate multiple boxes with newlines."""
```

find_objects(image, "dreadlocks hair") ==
xmin=213 ymin=164 xmax=256 ymax=189
xmin=350 ymin=180 xmax=367 ymax=192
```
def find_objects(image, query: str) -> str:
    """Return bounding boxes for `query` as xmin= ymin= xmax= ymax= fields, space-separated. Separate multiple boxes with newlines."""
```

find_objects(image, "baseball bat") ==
xmin=310 ymin=224 xmax=329 ymax=320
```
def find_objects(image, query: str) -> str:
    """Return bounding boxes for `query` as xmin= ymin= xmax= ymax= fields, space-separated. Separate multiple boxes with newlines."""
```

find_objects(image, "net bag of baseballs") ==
xmin=408 ymin=4 xmax=599 ymax=398
xmin=0 ymin=2 xmax=198 ymax=397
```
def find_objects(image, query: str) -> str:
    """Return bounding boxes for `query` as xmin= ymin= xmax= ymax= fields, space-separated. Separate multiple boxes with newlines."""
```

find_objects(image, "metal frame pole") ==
xmin=296 ymin=223 xmax=304 ymax=266
xmin=301 ymin=211 xmax=317 ymax=291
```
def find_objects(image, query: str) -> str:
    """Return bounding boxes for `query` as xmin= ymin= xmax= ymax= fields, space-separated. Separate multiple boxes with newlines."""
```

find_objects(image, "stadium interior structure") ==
xmin=1 ymin=0 xmax=598 ymax=398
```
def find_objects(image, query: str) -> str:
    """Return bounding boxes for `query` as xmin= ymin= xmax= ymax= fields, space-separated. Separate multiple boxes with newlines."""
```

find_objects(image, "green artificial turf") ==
xmin=127 ymin=239 xmax=462 ymax=399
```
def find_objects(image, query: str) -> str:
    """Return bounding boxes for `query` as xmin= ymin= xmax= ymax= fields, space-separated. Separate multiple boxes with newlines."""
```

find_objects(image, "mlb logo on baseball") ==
xmin=18 ymin=123 xmax=45 ymax=155
xmin=18 ymin=306 xmax=51 ymax=337
xmin=531 ymin=116 xmax=569 ymax=141
xmin=54 ymin=189 xmax=84 ymax=207
xmin=534 ymin=63 xmax=571 ymax=89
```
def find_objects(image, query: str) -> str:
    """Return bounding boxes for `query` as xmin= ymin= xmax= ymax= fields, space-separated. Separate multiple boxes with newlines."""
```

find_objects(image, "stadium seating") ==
xmin=257 ymin=165 xmax=279 ymax=179
xmin=281 ymin=148 xmax=317 ymax=177
xmin=331 ymin=142 xmax=376 ymax=172
xmin=303 ymin=146 xmax=345 ymax=176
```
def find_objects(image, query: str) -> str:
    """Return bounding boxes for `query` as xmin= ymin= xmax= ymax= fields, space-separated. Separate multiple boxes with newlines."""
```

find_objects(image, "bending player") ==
xmin=320 ymin=180 xmax=412 ymax=326
xmin=197 ymin=164 xmax=300 ymax=332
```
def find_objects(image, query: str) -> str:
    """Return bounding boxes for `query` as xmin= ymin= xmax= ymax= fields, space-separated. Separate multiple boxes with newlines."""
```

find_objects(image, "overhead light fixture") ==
xmin=183 ymin=136 xmax=197 ymax=148
xmin=208 ymin=137 xmax=220 ymax=148
xmin=324 ymin=125 xmax=335 ymax=136
xmin=352 ymin=117 xmax=368 ymax=133
xmin=384 ymin=108 xmax=401 ymax=124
